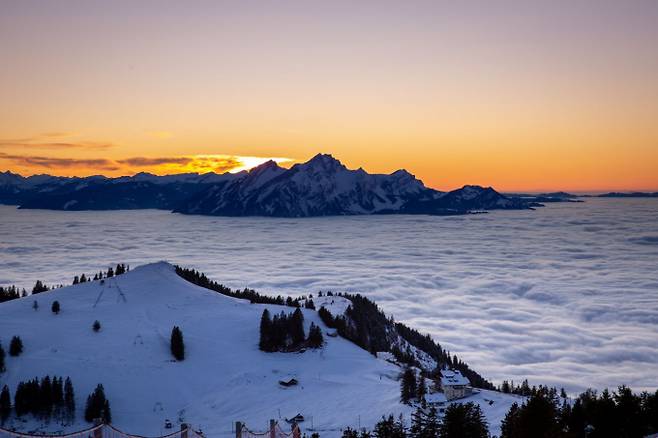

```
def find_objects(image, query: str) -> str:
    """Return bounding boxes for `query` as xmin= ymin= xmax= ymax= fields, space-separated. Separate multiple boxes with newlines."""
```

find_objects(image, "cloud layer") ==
xmin=0 ymin=152 xmax=273 ymax=175
xmin=0 ymin=199 xmax=657 ymax=394
xmin=0 ymin=133 xmax=113 ymax=150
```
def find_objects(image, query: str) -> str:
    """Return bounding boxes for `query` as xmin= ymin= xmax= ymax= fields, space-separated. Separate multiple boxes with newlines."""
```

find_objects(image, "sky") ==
xmin=0 ymin=0 xmax=657 ymax=192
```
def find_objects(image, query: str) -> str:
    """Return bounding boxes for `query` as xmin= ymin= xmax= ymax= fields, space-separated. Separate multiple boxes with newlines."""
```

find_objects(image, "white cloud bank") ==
xmin=0 ymin=198 xmax=657 ymax=393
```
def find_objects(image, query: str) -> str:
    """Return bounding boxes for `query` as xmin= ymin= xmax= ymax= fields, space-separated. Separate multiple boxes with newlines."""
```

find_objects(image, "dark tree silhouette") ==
xmin=0 ymin=385 xmax=10 ymax=425
xmin=84 ymin=384 xmax=111 ymax=423
xmin=439 ymin=402 xmax=488 ymax=438
xmin=51 ymin=301 xmax=60 ymax=314
xmin=0 ymin=343 xmax=5 ymax=373
xmin=170 ymin=326 xmax=185 ymax=361
xmin=400 ymin=367 xmax=417 ymax=404
xmin=259 ymin=309 xmax=273 ymax=352
xmin=307 ymin=323 xmax=324 ymax=348
xmin=9 ymin=336 xmax=23 ymax=356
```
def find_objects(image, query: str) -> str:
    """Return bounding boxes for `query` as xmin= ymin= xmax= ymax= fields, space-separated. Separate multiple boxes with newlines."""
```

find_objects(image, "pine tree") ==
xmin=9 ymin=336 xmax=23 ymax=356
xmin=439 ymin=402 xmax=488 ymax=438
xmin=290 ymin=308 xmax=305 ymax=346
xmin=33 ymin=300 xmax=39 ymax=311
xmin=32 ymin=280 xmax=49 ymax=294
xmin=307 ymin=323 xmax=324 ymax=348
xmin=424 ymin=406 xmax=439 ymax=438
xmin=400 ymin=367 xmax=417 ymax=404
xmin=170 ymin=326 xmax=185 ymax=361
xmin=80 ymin=274 xmax=87 ymax=283
xmin=64 ymin=377 xmax=75 ymax=422
xmin=0 ymin=385 xmax=10 ymax=425
xmin=84 ymin=384 xmax=110 ymax=423
xmin=93 ymin=320 xmax=102 ymax=332
xmin=342 ymin=427 xmax=358 ymax=438
xmin=0 ymin=343 xmax=5 ymax=373
xmin=373 ymin=415 xmax=406 ymax=438
xmin=409 ymin=405 xmax=426 ymax=438
xmin=318 ymin=307 xmax=335 ymax=327
xmin=416 ymin=374 xmax=427 ymax=405
xmin=259 ymin=309 xmax=273 ymax=351
xmin=51 ymin=300 xmax=60 ymax=314
xmin=40 ymin=375 xmax=53 ymax=419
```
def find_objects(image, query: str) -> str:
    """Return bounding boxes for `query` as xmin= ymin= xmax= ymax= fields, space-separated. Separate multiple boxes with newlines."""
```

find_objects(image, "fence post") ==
xmin=269 ymin=419 xmax=276 ymax=438
xmin=235 ymin=422 xmax=242 ymax=438
xmin=181 ymin=423 xmax=188 ymax=438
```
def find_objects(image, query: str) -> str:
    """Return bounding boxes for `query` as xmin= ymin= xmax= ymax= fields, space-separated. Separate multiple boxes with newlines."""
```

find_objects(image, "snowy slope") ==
xmin=0 ymin=263 xmax=520 ymax=437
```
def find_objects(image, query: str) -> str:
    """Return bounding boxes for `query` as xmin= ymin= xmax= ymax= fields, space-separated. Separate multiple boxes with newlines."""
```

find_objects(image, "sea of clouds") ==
xmin=1 ymin=199 xmax=657 ymax=394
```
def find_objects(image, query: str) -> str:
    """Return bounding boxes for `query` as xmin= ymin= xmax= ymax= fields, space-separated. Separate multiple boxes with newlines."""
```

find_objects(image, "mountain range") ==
xmin=0 ymin=153 xmax=534 ymax=217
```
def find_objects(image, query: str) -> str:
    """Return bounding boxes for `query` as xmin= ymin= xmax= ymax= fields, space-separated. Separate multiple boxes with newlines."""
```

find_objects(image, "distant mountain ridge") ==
xmin=1 ymin=154 xmax=534 ymax=216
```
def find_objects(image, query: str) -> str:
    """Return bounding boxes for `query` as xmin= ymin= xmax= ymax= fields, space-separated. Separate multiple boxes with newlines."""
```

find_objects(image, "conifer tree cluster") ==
xmin=84 ymin=384 xmax=111 ymax=423
xmin=399 ymin=368 xmax=429 ymax=406
xmin=93 ymin=320 xmax=102 ymax=332
xmin=13 ymin=376 xmax=75 ymax=423
xmin=170 ymin=326 xmax=185 ymax=361
xmin=32 ymin=280 xmax=49 ymax=294
xmin=9 ymin=336 xmax=23 ymax=357
xmin=409 ymin=405 xmax=440 ymax=438
xmin=438 ymin=403 xmax=488 ymax=438
xmin=0 ymin=285 xmax=25 ymax=303
xmin=72 ymin=274 xmax=88 ymax=285
xmin=343 ymin=404 xmax=488 ymax=438
xmin=259 ymin=308 xmax=323 ymax=352
xmin=90 ymin=264 xmax=129 ymax=282
xmin=372 ymin=415 xmax=407 ymax=438
xmin=307 ymin=323 xmax=324 ymax=348
xmin=501 ymin=385 xmax=658 ymax=438
xmin=174 ymin=266 xmax=307 ymax=307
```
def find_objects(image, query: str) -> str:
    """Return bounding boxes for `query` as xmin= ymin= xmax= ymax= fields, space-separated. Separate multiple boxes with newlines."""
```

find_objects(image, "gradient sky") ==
xmin=1 ymin=0 xmax=657 ymax=191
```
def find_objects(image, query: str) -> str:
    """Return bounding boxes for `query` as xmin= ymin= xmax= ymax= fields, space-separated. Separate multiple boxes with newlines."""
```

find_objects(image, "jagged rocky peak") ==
xmin=248 ymin=159 xmax=282 ymax=174
xmin=298 ymin=153 xmax=347 ymax=172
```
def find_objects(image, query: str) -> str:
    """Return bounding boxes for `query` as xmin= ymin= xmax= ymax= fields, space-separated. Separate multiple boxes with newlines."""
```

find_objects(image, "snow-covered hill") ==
xmin=0 ymin=263 xmax=522 ymax=437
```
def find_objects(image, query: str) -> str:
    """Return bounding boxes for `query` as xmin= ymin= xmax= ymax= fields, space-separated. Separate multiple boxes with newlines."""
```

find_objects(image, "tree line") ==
xmin=501 ymin=385 xmax=658 ymax=438
xmin=175 ymin=266 xmax=311 ymax=308
xmin=341 ymin=403 xmax=488 ymax=438
xmin=0 ymin=263 xmax=130 ymax=305
xmin=0 ymin=376 xmax=75 ymax=425
xmin=0 ymin=377 xmax=114 ymax=427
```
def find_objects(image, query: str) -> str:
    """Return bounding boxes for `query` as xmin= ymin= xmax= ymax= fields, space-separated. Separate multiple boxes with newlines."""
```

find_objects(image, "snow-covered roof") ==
xmin=425 ymin=392 xmax=448 ymax=404
xmin=441 ymin=369 xmax=470 ymax=387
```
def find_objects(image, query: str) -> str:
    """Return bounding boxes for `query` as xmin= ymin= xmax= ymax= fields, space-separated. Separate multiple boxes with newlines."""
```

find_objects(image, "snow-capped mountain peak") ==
xmin=2 ymin=154 xmax=532 ymax=215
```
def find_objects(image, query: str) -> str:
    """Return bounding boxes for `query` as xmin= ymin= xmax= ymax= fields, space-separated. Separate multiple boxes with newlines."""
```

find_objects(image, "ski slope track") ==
xmin=0 ymin=263 xmax=522 ymax=437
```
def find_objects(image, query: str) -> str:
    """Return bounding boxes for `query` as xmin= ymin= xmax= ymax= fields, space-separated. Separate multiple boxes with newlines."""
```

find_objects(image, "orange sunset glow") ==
xmin=1 ymin=1 xmax=657 ymax=192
